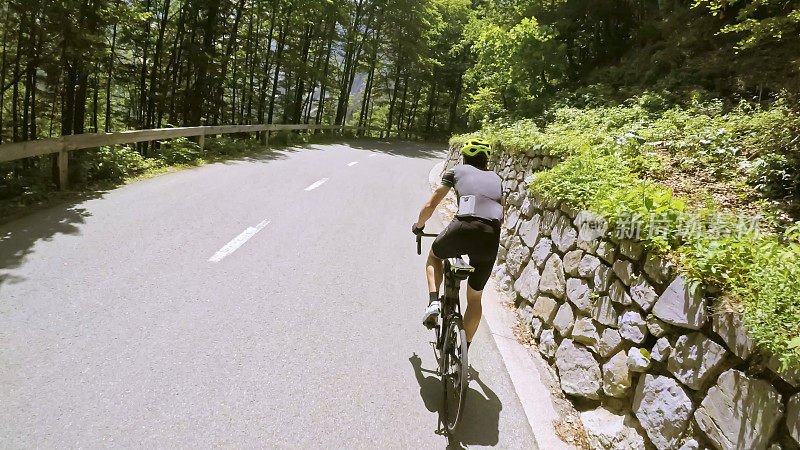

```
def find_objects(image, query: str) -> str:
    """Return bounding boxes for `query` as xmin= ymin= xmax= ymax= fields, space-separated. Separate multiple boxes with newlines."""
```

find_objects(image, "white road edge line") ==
xmin=369 ymin=154 xmax=377 ymax=157
xmin=304 ymin=178 xmax=329 ymax=191
xmin=347 ymin=161 xmax=359 ymax=166
xmin=208 ymin=219 xmax=270 ymax=263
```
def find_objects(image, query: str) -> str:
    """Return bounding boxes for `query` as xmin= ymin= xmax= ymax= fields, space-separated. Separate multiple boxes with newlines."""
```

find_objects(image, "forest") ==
xmin=1 ymin=0 xmax=799 ymax=194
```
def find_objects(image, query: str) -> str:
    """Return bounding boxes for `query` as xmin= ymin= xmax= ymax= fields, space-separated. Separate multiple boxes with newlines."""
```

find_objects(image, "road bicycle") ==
xmin=416 ymin=232 xmax=472 ymax=434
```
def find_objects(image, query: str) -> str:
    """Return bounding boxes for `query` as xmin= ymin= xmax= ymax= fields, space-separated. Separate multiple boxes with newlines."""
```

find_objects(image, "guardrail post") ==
xmin=198 ymin=131 xmax=206 ymax=152
xmin=58 ymin=149 xmax=69 ymax=191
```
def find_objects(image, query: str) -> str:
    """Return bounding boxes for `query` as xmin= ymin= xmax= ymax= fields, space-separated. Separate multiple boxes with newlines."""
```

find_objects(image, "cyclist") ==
xmin=412 ymin=138 xmax=503 ymax=348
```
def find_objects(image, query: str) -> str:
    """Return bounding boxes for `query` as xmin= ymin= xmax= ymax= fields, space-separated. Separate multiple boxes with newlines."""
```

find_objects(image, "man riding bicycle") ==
xmin=412 ymin=139 xmax=503 ymax=349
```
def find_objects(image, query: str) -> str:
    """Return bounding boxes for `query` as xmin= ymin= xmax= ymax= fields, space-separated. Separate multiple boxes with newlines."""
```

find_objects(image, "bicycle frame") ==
xmin=416 ymin=232 xmax=470 ymax=434
xmin=415 ymin=233 xmax=464 ymax=352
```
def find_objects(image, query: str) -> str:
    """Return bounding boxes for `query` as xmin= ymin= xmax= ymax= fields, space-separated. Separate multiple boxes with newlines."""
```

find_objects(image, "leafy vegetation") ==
xmin=454 ymin=95 xmax=800 ymax=368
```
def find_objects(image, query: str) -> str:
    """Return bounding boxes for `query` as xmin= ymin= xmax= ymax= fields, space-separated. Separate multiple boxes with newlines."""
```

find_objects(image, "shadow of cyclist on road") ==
xmin=409 ymin=353 xmax=501 ymax=448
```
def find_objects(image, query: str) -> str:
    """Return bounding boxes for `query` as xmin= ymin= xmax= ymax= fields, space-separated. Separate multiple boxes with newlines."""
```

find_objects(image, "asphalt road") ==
xmin=0 ymin=140 xmax=536 ymax=448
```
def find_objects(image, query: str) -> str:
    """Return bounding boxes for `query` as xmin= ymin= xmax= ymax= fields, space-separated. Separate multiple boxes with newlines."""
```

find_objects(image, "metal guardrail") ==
xmin=0 ymin=124 xmax=370 ymax=190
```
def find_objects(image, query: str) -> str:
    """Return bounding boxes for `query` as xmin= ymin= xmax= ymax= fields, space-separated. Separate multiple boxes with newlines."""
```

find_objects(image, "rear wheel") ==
xmin=441 ymin=316 xmax=468 ymax=433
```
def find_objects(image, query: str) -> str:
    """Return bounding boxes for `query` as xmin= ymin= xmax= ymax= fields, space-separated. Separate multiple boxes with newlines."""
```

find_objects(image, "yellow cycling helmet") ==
xmin=461 ymin=138 xmax=492 ymax=158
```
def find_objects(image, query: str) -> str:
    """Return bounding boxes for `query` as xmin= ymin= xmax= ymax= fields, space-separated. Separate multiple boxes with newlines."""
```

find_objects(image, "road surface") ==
xmin=0 ymin=140 xmax=537 ymax=448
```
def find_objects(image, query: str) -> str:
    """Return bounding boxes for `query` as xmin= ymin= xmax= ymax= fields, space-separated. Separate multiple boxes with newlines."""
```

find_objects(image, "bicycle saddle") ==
xmin=447 ymin=257 xmax=475 ymax=280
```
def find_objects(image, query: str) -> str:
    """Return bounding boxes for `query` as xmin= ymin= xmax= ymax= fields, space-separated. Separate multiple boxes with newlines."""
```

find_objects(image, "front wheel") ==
xmin=441 ymin=316 xmax=468 ymax=433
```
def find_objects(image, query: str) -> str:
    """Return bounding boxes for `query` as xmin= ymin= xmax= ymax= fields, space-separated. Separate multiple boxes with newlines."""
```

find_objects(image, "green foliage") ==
xmin=85 ymin=145 xmax=151 ymax=182
xmin=156 ymin=138 xmax=201 ymax=165
xmin=695 ymin=0 xmax=800 ymax=50
xmin=463 ymin=14 xmax=564 ymax=122
xmin=203 ymin=136 xmax=263 ymax=156
xmin=455 ymin=94 xmax=800 ymax=367
xmin=679 ymin=223 xmax=800 ymax=368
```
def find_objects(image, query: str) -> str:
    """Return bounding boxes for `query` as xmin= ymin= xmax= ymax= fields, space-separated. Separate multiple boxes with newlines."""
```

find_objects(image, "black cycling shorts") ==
xmin=431 ymin=217 xmax=501 ymax=291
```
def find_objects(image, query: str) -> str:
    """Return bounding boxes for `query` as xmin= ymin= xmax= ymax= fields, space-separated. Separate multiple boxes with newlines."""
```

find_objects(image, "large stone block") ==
xmin=553 ymin=302 xmax=575 ymax=337
xmin=593 ymin=265 xmax=614 ymax=294
xmin=578 ymin=254 xmax=602 ymax=278
xmin=572 ymin=317 xmax=600 ymax=347
xmin=596 ymin=241 xmax=617 ymax=264
xmin=788 ymin=393 xmax=799 ymax=446
xmin=597 ymin=328 xmax=624 ymax=358
xmin=667 ymin=332 xmax=728 ymax=390
xmin=627 ymin=347 xmax=651 ymax=372
xmin=766 ymin=355 xmax=800 ymax=388
xmin=643 ymin=253 xmax=674 ymax=285
xmin=539 ymin=254 xmax=566 ymax=299
xmin=581 ymin=407 xmax=648 ymax=450
xmin=506 ymin=207 xmax=521 ymax=230
xmin=532 ymin=295 xmax=559 ymax=324
xmin=539 ymin=328 xmax=557 ymax=358
xmin=712 ymin=311 xmax=755 ymax=360
xmin=694 ymin=369 xmax=784 ymax=450
xmin=619 ymin=310 xmax=647 ymax=344
xmin=505 ymin=235 xmax=532 ymax=277
xmin=652 ymin=276 xmax=708 ymax=330
xmin=540 ymin=209 xmax=558 ymax=236
xmin=554 ymin=219 xmax=578 ymax=253
xmin=613 ymin=260 xmax=635 ymax=286
xmin=609 ymin=279 xmax=633 ymax=306
xmin=563 ymin=249 xmax=584 ymax=277
xmin=518 ymin=216 xmax=541 ymax=248
xmin=619 ymin=239 xmax=644 ymax=261
xmin=566 ymin=277 xmax=592 ymax=314
xmin=651 ymin=337 xmax=672 ymax=363
xmin=647 ymin=315 xmax=672 ymax=338
xmin=603 ymin=350 xmax=632 ymax=397
xmin=593 ymin=295 xmax=619 ymax=327
xmin=513 ymin=261 xmax=541 ymax=302
xmin=531 ymin=237 xmax=554 ymax=269
xmin=555 ymin=339 xmax=602 ymax=400
xmin=520 ymin=196 xmax=537 ymax=218
xmin=633 ymin=374 xmax=693 ymax=450
xmin=630 ymin=278 xmax=658 ymax=312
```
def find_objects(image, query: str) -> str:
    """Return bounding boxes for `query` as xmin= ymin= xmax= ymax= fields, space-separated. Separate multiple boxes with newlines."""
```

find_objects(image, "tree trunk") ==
xmin=267 ymin=14 xmax=289 ymax=124
xmin=315 ymin=34 xmax=333 ymax=125
xmin=188 ymin=0 xmax=221 ymax=125
xmin=447 ymin=73 xmax=462 ymax=133
xmin=105 ymin=22 xmax=117 ymax=132
xmin=147 ymin=0 xmax=171 ymax=129
xmin=257 ymin=2 xmax=276 ymax=125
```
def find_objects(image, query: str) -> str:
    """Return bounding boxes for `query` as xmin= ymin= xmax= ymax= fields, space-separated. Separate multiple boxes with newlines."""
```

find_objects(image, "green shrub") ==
xmin=455 ymin=93 xmax=800 ymax=368
xmin=204 ymin=136 xmax=263 ymax=155
xmin=85 ymin=145 xmax=150 ymax=182
xmin=157 ymin=137 xmax=201 ymax=165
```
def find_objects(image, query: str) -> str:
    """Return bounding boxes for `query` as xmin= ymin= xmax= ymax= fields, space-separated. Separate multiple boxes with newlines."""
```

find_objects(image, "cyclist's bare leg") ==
xmin=426 ymin=250 xmax=443 ymax=296
xmin=464 ymin=285 xmax=483 ymax=342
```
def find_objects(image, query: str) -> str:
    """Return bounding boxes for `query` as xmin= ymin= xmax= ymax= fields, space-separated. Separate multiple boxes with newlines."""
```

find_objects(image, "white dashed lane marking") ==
xmin=208 ymin=219 xmax=270 ymax=263
xmin=304 ymin=178 xmax=329 ymax=191
xmin=347 ymin=161 xmax=358 ymax=166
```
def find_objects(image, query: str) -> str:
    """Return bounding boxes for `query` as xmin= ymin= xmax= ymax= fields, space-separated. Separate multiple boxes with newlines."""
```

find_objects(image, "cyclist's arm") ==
xmin=415 ymin=185 xmax=450 ymax=228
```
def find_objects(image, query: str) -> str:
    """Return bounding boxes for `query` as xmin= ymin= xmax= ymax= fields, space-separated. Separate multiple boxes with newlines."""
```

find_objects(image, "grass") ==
xmin=453 ymin=94 xmax=800 ymax=369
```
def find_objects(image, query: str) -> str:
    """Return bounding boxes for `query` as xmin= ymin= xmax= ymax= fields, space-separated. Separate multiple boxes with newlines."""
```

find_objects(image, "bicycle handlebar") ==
xmin=415 ymin=232 xmax=439 ymax=255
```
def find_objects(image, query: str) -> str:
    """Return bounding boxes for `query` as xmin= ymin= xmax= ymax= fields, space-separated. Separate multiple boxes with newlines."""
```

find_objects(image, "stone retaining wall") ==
xmin=445 ymin=144 xmax=800 ymax=450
